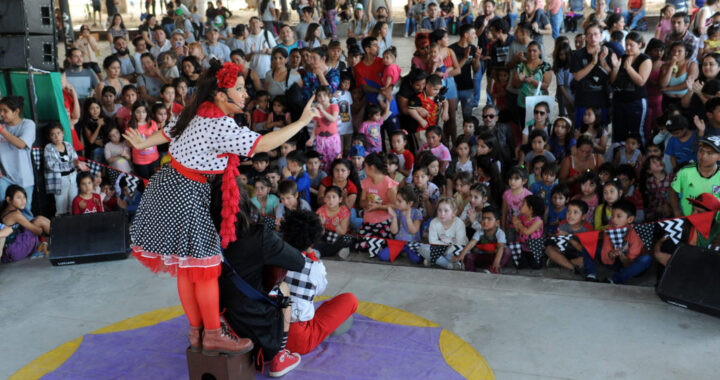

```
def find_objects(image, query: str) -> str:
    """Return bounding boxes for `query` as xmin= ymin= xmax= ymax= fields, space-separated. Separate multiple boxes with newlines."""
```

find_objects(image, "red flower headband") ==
xmin=216 ymin=62 xmax=243 ymax=89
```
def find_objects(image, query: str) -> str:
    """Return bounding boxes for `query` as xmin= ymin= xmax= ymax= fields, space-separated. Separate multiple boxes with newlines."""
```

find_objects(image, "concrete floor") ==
xmin=1 ymin=256 xmax=719 ymax=380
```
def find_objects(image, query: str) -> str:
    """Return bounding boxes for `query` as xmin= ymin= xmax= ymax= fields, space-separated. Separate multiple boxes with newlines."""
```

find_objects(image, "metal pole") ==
xmin=57 ymin=0 xmax=74 ymax=50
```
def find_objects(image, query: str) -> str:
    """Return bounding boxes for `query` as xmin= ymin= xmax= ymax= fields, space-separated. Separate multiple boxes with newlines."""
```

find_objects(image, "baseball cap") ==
xmin=350 ymin=145 xmax=366 ymax=158
xmin=175 ymin=8 xmax=184 ymax=16
xmin=355 ymin=3 xmax=364 ymax=10
xmin=171 ymin=29 xmax=185 ymax=37
xmin=688 ymin=192 xmax=720 ymax=212
xmin=698 ymin=135 xmax=720 ymax=154
xmin=207 ymin=25 xmax=220 ymax=32
xmin=665 ymin=114 xmax=688 ymax=132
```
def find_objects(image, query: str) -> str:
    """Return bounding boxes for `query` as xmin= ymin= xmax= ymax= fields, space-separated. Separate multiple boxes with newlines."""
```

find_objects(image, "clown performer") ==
xmin=123 ymin=59 xmax=318 ymax=355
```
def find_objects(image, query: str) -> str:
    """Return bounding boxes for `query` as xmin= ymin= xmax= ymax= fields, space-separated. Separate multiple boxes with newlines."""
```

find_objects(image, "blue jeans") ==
xmin=508 ymin=13 xmax=518 ymax=28
xmin=404 ymin=18 xmax=416 ymax=35
xmin=457 ymin=89 xmax=475 ymax=119
xmin=550 ymin=10 xmax=563 ymax=39
xmin=473 ymin=61 xmax=486 ymax=106
xmin=583 ymin=249 xmax=652 ymax=284
xmin=628 ymin=8 xmax=646 ymax=30
xmin=0 ymin=176 xmax=33 ymax=219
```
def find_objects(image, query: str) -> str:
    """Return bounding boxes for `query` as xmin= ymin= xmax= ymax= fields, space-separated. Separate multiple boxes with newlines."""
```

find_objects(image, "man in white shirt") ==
xmin=244 ymin=17 xmax=276 ymax=78
xmin=150 ymin=27 xmax=172 ymax=57
xmin=203 ymin=25 xmax=232 ymax=62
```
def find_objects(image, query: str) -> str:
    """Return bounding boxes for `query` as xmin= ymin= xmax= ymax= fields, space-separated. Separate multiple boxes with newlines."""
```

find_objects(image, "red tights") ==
xmin=177 ymin=276 xmax=221 ymax=329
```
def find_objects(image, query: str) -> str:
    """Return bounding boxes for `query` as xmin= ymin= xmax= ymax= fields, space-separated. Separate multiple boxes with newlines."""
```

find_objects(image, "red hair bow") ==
xmin=216 ymin=62 xmax=243 ymax=89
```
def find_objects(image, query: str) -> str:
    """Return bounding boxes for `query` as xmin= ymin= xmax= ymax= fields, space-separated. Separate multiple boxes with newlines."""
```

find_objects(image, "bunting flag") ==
xmin=385 ymin=239 xmax=406 ymax=262
xmin=448 ymin=244 xmax=465 ymax=256
xmin=263 ymin=216 xmax=276 ymax=232
xmin=633 ymin=223 xmax=656 ymax=250
xmin=429 ymin=244 xmax=448 ymax=264
xmin=85 ymin=160 xmax=103 ymax=177
xmin=325 ymin=231 xmax=340 ymax=244
xmin=658 ymin=218 xmax=683 ymax=244
xmin=606 ymin=227 xmax=628 ymax=249
xmin=576 ymin=230 xmax=600 ymax=259
xmin=32 ymin=147 xmax=43 ymax=171
xmin=551 ymin=235 xmax=572 ymax=252
xmin=116 ymin=173 xmax=142 ymax=195
xmin=528 ymin=238 xmax=545 ymax=264
xmin=687 ymin=211 xmax=715 ymax=239
xmin=367 ymin=238 xmax=385 ymax=258
xmin=507 ymin=242 xmax=522 ymax=267
xmin=406 ymin=241 xmax=423 ymax=256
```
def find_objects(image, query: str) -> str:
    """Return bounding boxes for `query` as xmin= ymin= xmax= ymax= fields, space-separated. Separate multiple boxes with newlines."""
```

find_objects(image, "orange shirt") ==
xmin=600 ymin=226 xmax=645 ymax=265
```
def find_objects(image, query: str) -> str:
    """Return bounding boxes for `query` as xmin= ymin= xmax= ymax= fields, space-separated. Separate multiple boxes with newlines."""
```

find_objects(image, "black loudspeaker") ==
xmin=657 ymin=243 xmax=720 ymax=318
xmin=0 ymin=0 xmax=56 ymax=35
xmin=0 ymin=35 xmax=56 ymax=71
xmin=49 ymin=211 xmax=131 ymax=266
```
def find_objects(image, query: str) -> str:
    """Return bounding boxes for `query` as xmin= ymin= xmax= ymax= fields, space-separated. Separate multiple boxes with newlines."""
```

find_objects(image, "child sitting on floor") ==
xmin=512 ymin=194 xmax=545 ymax=269
xmin=425 ymin=197 xmax=468 ymax=270
xmin=315 ymin=186 xmax=352 ymax=259
xmin=545 ymin=199 xmax=593 ymax=273
xmin=459 ymin=205 xmax=510 ymax=273
xmin=275 ymin=180 xmax=312 ymax=229
xmin=381 ymin=186 xmax=424 ymax=263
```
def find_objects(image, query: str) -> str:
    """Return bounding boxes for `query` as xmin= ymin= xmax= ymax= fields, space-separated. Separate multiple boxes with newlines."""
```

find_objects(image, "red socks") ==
xmin=177 ymin=277 xmax=220 ymax=329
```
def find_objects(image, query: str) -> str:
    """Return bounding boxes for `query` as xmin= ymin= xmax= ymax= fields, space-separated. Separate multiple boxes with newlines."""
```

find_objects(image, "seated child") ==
xmin=583 ymin=199 xmax=651 ymax=284
xmin=277 ymin=138 xmax=298 ymax=171
xmin=381 ymin=186 xmax=424 ymax=263
xmin=266 ymin=165 xmax=282 ymax=194
xmin=283 ymin=150 xmax=311 ymax=204
xmin=664 ymin=114 xmax=697 ymax=171
xmin=275 ymin=180 xmax=313 ymax=228
xmin=571 ymin=171 xmax=599 ymax=225
xmin=424 ymin=198 xmax=468 ymax=270
xmin=445 ymin=135 xmax=474 ymax=194
xmin=452 ymin=172 xmax=473 ymax=214
xmin=251 ymin=91 xmax=271 ymax=132
xmin=280 ymin=210 xmax=358 ymax=356
xmin=459 ymin=205 xmax=511 ymax=273
xmin=306 ymin=150 xmax=328 ymax=204
xmin=420 ymin=126 xmax=452 ymax=174
xmin=642 ymin=155 xmax=673 ymax=221
xmin=387 ymin=153 xmax=406 ymax=185
xmin=350 ymin=144 xmax=367 ymax=181
xmin=357 ymin=153 xmax=399 ymax=255
xmin=511 ymin=194 xmax=545 ymax=269
xmin=265 ymin=95 xmax=291 ymax=131
xmin=117 ymin=175 xmax=144 ymax=221
xmin=72 ymin=172 xmax=104 ymax=215
xmin=616 ymin=164 xmax=645 ymax=222
xmin=545 ymin=184 xmax=569 ymax=236
xmin=390 ymin=130 xmax=414 ymax=178
xmin=530 ymin=161 xmax=558 ymax=209
xmin=314 ymin=186 xmax=352 ymax=258
xmin=104 ymin=125 xmax=133 ymax=173
xmin=410 ymin=164 xmax=441 ymax=224
xmin=359 ymin=104 xmax=390 ymax=154
xmin=594 ymin=179 xmax=624 ymax=231
xmin=545 ymin=199 xmax=593 ymax=273
xmin=0 ymin=186 xmax=51 ymax=262
xmin=460 ymin=183 xmax=490 ymax=230
xmin=246 ymin=152 xmax=270 ymax=185
xmin=613 ymin=133 xmax=643 ymax=170
xmin=522 ymin=129 xmax=556 ymax=165
xmin=251 ymin=177 xmax=279 ymax=216
xmin=100 ymin=179 xmax=118 ymax=211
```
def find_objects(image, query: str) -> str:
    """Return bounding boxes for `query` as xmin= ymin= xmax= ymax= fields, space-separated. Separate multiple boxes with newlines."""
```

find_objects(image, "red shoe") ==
xmin=269 ymin=349 xmax=301 ymax=377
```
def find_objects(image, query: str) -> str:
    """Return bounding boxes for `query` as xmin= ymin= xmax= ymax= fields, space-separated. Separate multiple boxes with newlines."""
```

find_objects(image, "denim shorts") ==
xmin=444 ymin=76 xmax=458 ymax=100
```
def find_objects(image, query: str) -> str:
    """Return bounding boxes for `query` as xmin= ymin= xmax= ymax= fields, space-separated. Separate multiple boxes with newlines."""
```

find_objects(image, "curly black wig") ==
xmin=281 ymin=210 xmax=324 ymax=252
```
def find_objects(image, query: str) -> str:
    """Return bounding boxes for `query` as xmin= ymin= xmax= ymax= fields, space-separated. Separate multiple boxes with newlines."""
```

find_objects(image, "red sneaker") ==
xmin=269 ymin=349 xmax=301 ymax=377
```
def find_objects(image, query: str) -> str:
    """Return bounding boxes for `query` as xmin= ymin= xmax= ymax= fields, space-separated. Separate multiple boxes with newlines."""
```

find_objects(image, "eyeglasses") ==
xmin=482 ymin=114 xmax=496 ymax=119
xmin=534 ymin=110 xmax=547 ymax=115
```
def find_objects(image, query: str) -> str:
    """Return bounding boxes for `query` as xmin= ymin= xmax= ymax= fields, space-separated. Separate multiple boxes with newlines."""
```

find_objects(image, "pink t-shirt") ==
xmin=421 ymin=143 xmax=452 ymax=163
xmin=314 ymin=104 xmax=340 ymax=135
xmin=128 ymin=121 xmax=159 ymax=165
xmin=382 ymin=64 xmax=401 ymax=86
xmin=502 ymin=188 xmax=532 ymax=230
xmin=361 ymin=175 xmax=399 ymax=224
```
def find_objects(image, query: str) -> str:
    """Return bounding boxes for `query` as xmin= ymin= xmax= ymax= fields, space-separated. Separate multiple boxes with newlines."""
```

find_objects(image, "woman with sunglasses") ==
xmin=512 ymin=41 xmax=552 ymax=136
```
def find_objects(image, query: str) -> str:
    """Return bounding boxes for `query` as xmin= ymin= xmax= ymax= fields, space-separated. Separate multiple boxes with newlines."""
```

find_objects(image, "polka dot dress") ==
xmin=131 ymin=114 xmax=260 ymax=266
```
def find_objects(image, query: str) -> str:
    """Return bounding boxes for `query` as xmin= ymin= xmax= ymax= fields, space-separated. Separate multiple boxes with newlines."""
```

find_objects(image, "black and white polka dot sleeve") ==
xmin=162 ymin=118 xmax=176 ymax=142
xmin=213 ymin=117 xmax=262 ymax=158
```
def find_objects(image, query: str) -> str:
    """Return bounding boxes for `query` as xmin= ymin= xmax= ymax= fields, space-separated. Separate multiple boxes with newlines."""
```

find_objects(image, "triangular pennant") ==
xmin=429 ymin=244 xmax=447 ymax=264
xmin=632 ymin=223 xmax=656 ymax=250
xmin=551 ymin=235 xmax=572 ymax=252
xmin=507 ymin=242 xmax=522 ymax=267
xmin=528 ymin=238 xmax=545 ymax=264
xmin=657 ymin=218 xmax=683 ymax=244
xmin=606 ymin=227 xmax=628 ymax=249
xmin=448 ymin=244 xmax=465 ymax=256
xmin=576 ymin=230 xmax=600 ymax=259
xmin=687 ymin=211 xmax=716 ymax=239
xmin=367 ymin=238 xmax=385 ymax=258
xmin=386 ymin=239 xmax=406 ymax=262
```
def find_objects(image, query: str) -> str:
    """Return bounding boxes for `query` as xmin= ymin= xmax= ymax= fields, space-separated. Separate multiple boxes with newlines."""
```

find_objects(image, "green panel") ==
xmin=6 ymin=71 xmax=71 ymax=143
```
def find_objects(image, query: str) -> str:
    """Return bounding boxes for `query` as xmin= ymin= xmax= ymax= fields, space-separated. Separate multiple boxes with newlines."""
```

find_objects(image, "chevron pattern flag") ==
xmin=448 ymin=244 xmax=465 ymax=256
xmin=633 ymin=223 xmax=656 ymax=250
xmin=508 ymin=242 xmax=522 ymax=267
xmin=367 ymin=238 xmax=385 ymax=258
xmin=551 ymin=235 xmax=572 ymax=252
xmin=606 ymin=227 xmax=628 ymax=249
xmin=123 ymin=174 xmax=141 ymax=194
xmin=528 ymin=238 xmax=545 ymax=264
xmin=658 ymin=219 xmax=683 ymax=244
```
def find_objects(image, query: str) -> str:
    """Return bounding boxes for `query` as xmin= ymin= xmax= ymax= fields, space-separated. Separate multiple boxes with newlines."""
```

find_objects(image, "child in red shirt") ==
xmin=251 ymin=91 xmax=271 ymax=133
xmin=72 ymin=172 xmax=104 ymax=215
xmin=407 ymin=75 xmax=448 ymax=146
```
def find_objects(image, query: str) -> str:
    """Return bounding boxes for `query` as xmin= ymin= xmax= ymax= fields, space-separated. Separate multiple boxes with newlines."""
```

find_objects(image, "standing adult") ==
xmin=123 ymin=60 xmax=318 ymax=357
xmin=138 ymin=52 xmax=168 ymax=102
xmin=396 ymin=69 xmax=428 ymax=153
xmin=546 ymin=0 xmax=563 ymax=39
xmin=609 ymin=31 xmax=652 ymax=143
xmin=664 ymin=12 xmax=700 ymax=61
xmin=355 ymin=37 xmax=400 ymax=136
xmin=95 ymin=56 xmax=130 ymax=99
xmin=519 ymin=0 xmax=551 ymax=51
xmin=348 ymin=4 xmax=372 ymax=40
xmin=92 ymin=0 xmax=103 ymax=27
xmin=245 ymin=17 xmax=277 ymax=78
xmin=660 ymin=41 xmax=698 ymax=110
xmin=113 ymin=36 xmax=137 ymax=81
xmin=276 ymin=24 xmax=305 ymax=53
xmin=105 ymin=0 xmax=119 ymax=22
xmin=692 ymin=0 xmax=720 ymax=36
xmin=0 ymin=96 xmax=36 ymax=219
xmin=512 ymin=41 xmax=552 ymax=126
xmin=139 ymin=14 xmax=159 ymax=50
xmin=431 ymin=29 xmax=461 ymax=142
xmin=302 ymin=48 xmax=341 ymax=101
xmin=203 ymin=25 xmax=232 ymax=63
xmin=570 ymin=23 xmax=612 ymax=129
xmin=150 ymin=27 xmax=172 ymax=57
xmin=450 ymin=24 xmax=482 ymax=120
xmin=265 ymin=47 xmax=304 ymax=98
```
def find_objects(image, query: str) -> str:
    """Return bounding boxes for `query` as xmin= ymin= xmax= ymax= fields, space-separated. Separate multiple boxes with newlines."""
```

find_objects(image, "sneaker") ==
xmin=603 ymin=277 xmax=616 ymax=284
xmin=403 ymin=32 xmax=409 ymax=38
xmin=423 ymin=258 xmax=431 ymax=267
xmin=338 ymin=247 xmax=350 ymax=260
xmin=269 ymin=349 xmax=301 ymax=377
xmin=452 ymin=261 xmax=464 ymax=270
xmin=585 ymin=273 xmax=598 ymax=282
